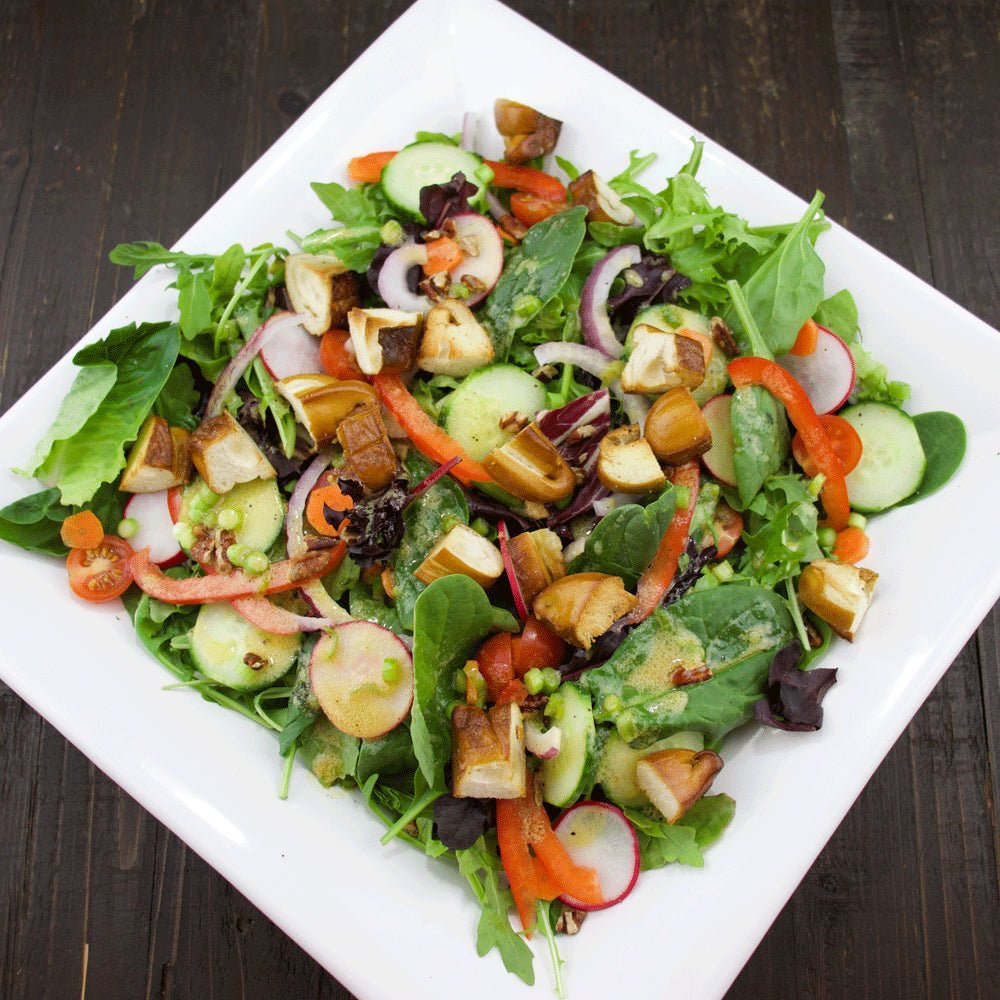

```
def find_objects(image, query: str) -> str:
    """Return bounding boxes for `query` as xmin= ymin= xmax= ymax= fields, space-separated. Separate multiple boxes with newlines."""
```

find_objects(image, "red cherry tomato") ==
xmin=792 ymin=414 xmax=863 ymax=478
xmin=706 ymin=501 xmax=743 ymax=560
xmin=477 ymin=632 xmax=515 ymax=703
xmin=66 ymin=535 xmax=135 ymax=602
xmin=512 ymin=617 xmax=565 ymax=677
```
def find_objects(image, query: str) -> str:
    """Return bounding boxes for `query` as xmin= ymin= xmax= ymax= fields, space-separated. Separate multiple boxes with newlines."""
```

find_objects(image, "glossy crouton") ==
xmin=284 ymin=253 xmax=360 ymax=335
xmin=620 ymin=327 xmax=706 ymax=394
xmin=635 ymin=748 xmax=724 ymax=824
xmin=506 ymin=528 xmax=566 ymax=604
xmin=347 ymin=307 xmax=422 ymax=375
xmin=189 ymin=412 xmax=275 ymax=495
xmin=798 ymin=558 xmax=878 ymax=641
xmin=417 ymin=299 xmax=495 ymax=376
xmin=414 ymin=524 xmax=504 ymax=588
xmin=452 ymin=702 xmax=526 ymax=799
xmin=597 ymin=424 xmax=666 ymax=493
xmin=533 ymin=572 xmax=637 ymax=649
xmin=120 ymin=415 xmax=192 ymax=493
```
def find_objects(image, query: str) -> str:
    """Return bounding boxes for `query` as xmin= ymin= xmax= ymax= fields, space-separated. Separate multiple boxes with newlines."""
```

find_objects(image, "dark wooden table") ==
xmin=2 ymin=1 xmax=997 ymax=997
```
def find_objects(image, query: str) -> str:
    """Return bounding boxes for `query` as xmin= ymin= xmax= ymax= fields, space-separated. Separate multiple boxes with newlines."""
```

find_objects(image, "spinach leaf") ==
xmin=567 ymin=486 xmax=676 ymax=588
xmin=728 ymin=191 xmax=826 ymax=355
xmin=297 ymin=718 xmax=360 ymax=787
xmin=355 ymin=726 xmax=418 ymax=783
xmin=731 ymin=385 xmax=790 ymax=505
xmin=813 ymin=288 xmax=858 ymax=342
xmin=392 ymin=452 xmax=469 ymax=630
xmin=26 ymin=322 xmax=180 ymax=505
xmin=348 ymin=584 xmax=404 ymax=633
xmin=483 ymin=206 xmax=587 ymax=360
xmin=152 ymin=362 xmax=201 ymax=430
xmin=0 ymin=488 xmax=69 ymax=556
xmin=585 ymin=584 xmax=794 ymax=745
xmin=456 ymin=836 xmax=536 ymax=986
xmin=410 ymin=576 xmax=518 ymax=789
xmin=898 ymin=411 xmax=967 ymax=506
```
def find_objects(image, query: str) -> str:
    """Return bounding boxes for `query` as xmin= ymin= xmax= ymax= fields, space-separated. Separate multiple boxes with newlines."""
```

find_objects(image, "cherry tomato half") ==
xmin=67 ymin=535 xmax=134 ymax=602
xmin=477 ymin=632 xmax=515 ymax=703
xmin=512 ymin=617 xmax=565 ymax=677
xmin=792 ymin=414 xmax=863 ymax=478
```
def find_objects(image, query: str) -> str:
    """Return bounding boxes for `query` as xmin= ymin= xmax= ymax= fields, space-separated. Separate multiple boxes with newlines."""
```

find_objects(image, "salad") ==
xmin=0 ymin=98 xmax=967 ymax=992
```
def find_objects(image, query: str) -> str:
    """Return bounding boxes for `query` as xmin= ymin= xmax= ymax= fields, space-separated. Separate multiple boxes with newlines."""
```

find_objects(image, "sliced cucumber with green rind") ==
xmin=540 ymin=683 xmax=598 ymax=808
xmin=380 ymin=142 xmax=487 ymax=218
xmin=840 ymin=402 xmax=926 ymax=512
xmin=180 ymin=477 xmax=285 ymax=553
xmin=596 ymin=730 xmax=705 ymax=808
xmin=441 ymin=364 xmax=546 ymax=461
xmin=190 ymin=602 xmax=301 ymax=691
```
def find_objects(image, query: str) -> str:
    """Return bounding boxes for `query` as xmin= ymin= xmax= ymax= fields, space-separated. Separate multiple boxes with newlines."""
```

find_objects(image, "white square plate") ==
xmin=1 ymin=1 xmax=998 ymax=997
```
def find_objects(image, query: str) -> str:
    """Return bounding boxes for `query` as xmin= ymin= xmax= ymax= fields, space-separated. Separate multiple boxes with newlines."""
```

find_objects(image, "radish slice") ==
xmin=286 ymin=449 xmax=335 ymax=558
xmin=553 ymin=802 xmax=640 ymax=911
xmin=411 ymin=454 xmax=462 ymax=497
xmin=259 ymin=318 xmax=324 ymax=380
xmin=378 ymin=243 xmax=431 ymax=313
xmin=533 ymin=341 xmax=614 ymax=380
xmin=497 ymin=520 xmax=528 ymax=622
xmin=775 ymin=325 xmax=856 ymax=415
xmin=166 ymin=486 xmax=182 ymax=524
xmin=580 ymin=244 xmax=642 ymax=358
xmin=310 ymin=621 xmax=414 ymax=738
xmin=701 ymin=394 xmax=737 ymax=487
xmin=448 ymin=213 xmax=504 ymax=306
xmin=206 ymin=311 xmax=307 ymax=417
xmin=230 ymin=595 xmax=332 ymax=634
xmin=124 ymin=490 xmax=184 ymax=567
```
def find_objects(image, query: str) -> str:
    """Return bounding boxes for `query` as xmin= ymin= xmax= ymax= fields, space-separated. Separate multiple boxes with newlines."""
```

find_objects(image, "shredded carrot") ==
xmin=306 ymin=480 xmax=353 ymax=537
xmin=60 ymin=510 xmax=104 ymax=550
xmin=789 ymin=319 xmax=819 ymax=356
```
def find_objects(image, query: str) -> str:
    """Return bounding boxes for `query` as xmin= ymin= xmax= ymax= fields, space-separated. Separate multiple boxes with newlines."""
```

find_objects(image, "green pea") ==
xmin=541 ymin=668 xmax=561 ymax=694
xmin=244 ymin=551 xmax=269 ymax=575
xmin=117 ymin=517 xmax=139 ymax=540
xmin=216 ymin=507 xmax=242 ymax=531
xmin=382 ymin=657 xmax=402 ymax=684
xmin=524 ymin=668 xmax=545 ymax=695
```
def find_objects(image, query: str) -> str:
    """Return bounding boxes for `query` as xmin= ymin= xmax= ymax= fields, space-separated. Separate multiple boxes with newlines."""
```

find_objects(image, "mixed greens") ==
xmin=1 ymin=99 xmax=967 ymax=992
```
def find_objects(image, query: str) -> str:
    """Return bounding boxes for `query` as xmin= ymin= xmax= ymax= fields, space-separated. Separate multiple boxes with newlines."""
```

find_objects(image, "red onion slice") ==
xmin=580 ymin=244 xmax=643 ymax=358
xmin=497 ymin=520 xmax=528 ymax=622
xmin=206 ymin=311 xmax=307 ymax=418
xmin=377 ymin=243 xmax=431 ymax=313
xmin=460 ymin=112 xmax=477 ymax=152
xmin=533 ymin=341 xmax=615 ymax=380
xmin=286 ymin=448 xmax=335 ymax=558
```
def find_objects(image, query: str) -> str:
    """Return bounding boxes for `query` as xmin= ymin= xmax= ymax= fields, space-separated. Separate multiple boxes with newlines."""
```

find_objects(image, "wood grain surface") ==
xmin=1 ymin=1 xmax=997 ymax=997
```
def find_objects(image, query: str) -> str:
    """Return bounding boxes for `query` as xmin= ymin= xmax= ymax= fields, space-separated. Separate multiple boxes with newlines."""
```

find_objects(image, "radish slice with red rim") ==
xmin=580 ymin=244 xmax=642 ymax=358
xmin=497 ymin=520 xmax=528 ymax=622
xmin=410 ymin=454 xmax=462 ymax=497
xmin=378 ymin=243 xmax=432 ymax=313
xmin=259 ymin=318 xmax=324 ymax=380
xmin=447 ymin=213 xmax=504 ymax=306
xmin=553 ymin=801 xmax=640 ymax=911
xmin=206 ymin=311 xmax=307 ymax=418
xmin=701 ymin=394 xmax=738 ymax=487
xmin=775 ymin=325 xmax=856 ymax=415
xmin=124 ymin=490 xmax=184 ymax=567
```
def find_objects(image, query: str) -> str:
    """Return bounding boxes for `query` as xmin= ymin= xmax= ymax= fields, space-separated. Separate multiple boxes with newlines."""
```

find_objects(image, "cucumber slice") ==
xmin=441 ymin=364 xmax=546 ymax=461
xmin=840 ymin=402 xmax=926 ymax=512
xmin=540 ymin=683 xmax=598 ymax=808
xmin=190 ymin=602 xmax=301 ymax=691
xmin=381 ymin=142 xmax=487 ymax=218
xmin=596 ymin=730 xmax=705 ymax=809
xmin=180 ymin=477 xmax=285 ymax=553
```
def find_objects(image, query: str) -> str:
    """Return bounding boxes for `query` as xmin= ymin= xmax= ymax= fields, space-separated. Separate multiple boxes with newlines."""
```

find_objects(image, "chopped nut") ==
xmin=671 ymin=664 xmax=712 ymax=686
xmin=567 ymin=424 xmax=597 ymax=442
xmin=555 ymin=908 xmax=587 ymax=936
xmin=711 ymin=316 xmax=739 ymax=357
xmin=499 ymin=214 xmax=528 ymax=243
xmin=499 ymin=410 xmax=531 ymax=433
xmin=531 ymin=364 xmax=559 ymax=382
xmin=243 ymin=652 xmax=271 ymax=671
xmin=190 ymin=525 xmax=237 ymax=574
xmin=380 ymin=567 xmax=396 ymax=600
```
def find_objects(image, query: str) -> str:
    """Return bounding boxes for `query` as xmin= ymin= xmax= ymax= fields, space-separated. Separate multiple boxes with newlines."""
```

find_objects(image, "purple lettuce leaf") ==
xmin=607 ymin=251 xmax=692 ymax=328
xmin=753 ymin=642 xmax=837 ymax=732
xmin=420 ymin=172 xmax=478 ymax=230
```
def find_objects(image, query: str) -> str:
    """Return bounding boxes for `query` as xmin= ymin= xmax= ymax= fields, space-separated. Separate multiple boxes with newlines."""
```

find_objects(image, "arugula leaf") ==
xmin=483 ymin=206 xmax=587 ymax=360
xmin=176 ymin=270 xmax=214 ymax=339
xmin=311 ymin=181 xmax=383 ymax=226
xmin=568 ymin=486 xmax=676 ymax=588
xmin=626 ymin=793 xmax=736 ymax=870
xmin=728 ymin=191 xmax=826 ymax=355
xmin=27 ymin=322 xmax=180 ymax=505
xmin=410 ymin=575 xmax=518 ymax=789
xmin=456 ymin=836 xmax=536 ymax=986
xmin=108 ymin=241 xmax=216 ymax=279
xmin=297 ymin=717 xmax=360 ymax=787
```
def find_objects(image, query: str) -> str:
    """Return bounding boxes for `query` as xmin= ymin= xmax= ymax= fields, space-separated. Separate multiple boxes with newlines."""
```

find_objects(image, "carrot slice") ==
xmin=347 ymin=151 xmax=397 ymax=184
xmin=833 ymin=527 xmax=870 ymax=564
xmin=789 ymin=319 xmax=819 ymax=357
xmin=422 ymin=236 xmax=464 ymax=276
xmin=60 ymin=510 xmax=104 ymax=550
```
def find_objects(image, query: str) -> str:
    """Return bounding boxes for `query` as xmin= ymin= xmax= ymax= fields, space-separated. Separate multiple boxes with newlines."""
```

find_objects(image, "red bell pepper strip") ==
xmin=621 ymin=462 xmax=701 ymax=626
xmin=130 ymin=544 xmax=344 ymax=605
xmin=728 ymin=356 xmax=850 ymax=529
xmin=371 ymin=374 xmax=492 ymax=486
xmin=483 ymin=160 xmax=567 ymax=202
xmin=495 ymin=796 xmax=540 ymax=936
